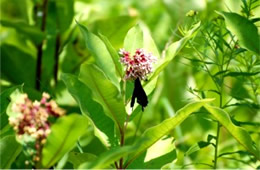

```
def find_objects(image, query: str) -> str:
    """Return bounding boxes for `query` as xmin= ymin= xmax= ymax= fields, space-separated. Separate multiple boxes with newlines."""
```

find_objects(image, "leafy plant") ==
xmin=0 ymin=0 xmax=259 ymax=169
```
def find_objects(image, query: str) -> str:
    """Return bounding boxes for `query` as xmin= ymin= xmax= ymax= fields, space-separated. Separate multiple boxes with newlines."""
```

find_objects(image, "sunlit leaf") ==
xmin=144 ymin=149 xmax=177 ymax=168
xmin=148 ymin=21 xmax=201 ymax=82
xmin=217 ymin=11 xmax=260 ymax=54
xmin=68 ymin=152 xmax=97 ymax=168
xmin=79 ymin=146 xmax=135 ymax=169
xmin=125 ymin=98 xmax=213 ymax=167
xmin=98 ymin=33 xmax=124 ymax=79
xmin=129 ymin=137 xmax=177 ymax=169
xmin=185 ymin=141 xmax=210 ymax=156
xmin=0 ymin=20 xmax=45 ymax=44
xmin=0 ymin=135 xmax=22 ymax=169
xmin=92 ymin=16 xmax=137 ymax=49
xmin=41 ymin=114 xmax=88 ymax=168
xmin=77 ymin=22 xmax=119 ymax=88
xmin=61 ymin=73 xmax=116 ymax=147
xmin=204 ymin=105 xmax=260 ymax=160
xmin=79 ymin=64 xmax=126 ymax=134
xmin=124 ymin=25 xmax=143 ymax=55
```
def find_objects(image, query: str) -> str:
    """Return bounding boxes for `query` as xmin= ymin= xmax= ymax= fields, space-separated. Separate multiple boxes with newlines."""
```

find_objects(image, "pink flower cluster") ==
xmin=119 ymin=48 xmax=157 ymax=80
xmin=9 ymin=92 xmax=65 ymax=163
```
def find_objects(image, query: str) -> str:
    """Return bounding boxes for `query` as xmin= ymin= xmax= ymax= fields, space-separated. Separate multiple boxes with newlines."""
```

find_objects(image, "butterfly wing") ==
xmin=131 ymin=78 xmax=148 ymax=111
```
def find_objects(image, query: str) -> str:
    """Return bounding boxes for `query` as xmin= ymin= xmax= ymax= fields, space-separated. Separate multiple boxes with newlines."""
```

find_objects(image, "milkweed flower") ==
xmin=8 ymin=92 xmax=65 ymax=165
xmin=119 ymin=48 xmax=157 ymax=80
xmin=119 ymin=48 xmax=157 ymax=111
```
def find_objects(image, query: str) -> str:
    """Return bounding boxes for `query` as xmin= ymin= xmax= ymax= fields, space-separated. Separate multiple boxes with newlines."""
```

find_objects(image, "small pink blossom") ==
xmin=119 ymin=48 xmax=157 ymax=80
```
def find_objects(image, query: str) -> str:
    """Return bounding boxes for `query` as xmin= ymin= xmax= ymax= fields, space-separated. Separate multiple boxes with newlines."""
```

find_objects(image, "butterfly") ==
xmin=130 ymin=78 xmax=148 ymax=111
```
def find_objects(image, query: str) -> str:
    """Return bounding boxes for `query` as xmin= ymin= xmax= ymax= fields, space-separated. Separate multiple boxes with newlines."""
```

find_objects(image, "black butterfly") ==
xmin=130 ymin=78 xmax=148 ymax=111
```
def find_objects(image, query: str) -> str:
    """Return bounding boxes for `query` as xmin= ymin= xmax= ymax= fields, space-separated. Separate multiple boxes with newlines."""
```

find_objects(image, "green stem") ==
xmin=214 ymin=122 xmax=220 ymax=169
xmin=76 ymin=140 xmax=83 ymax=153
xmin=214 ymin=64 xmax=223 ymax=169
xmin=118 ymin=81 xmax=128 ymax=169
xmin=132 ymin=112 xmax=143 ymax=144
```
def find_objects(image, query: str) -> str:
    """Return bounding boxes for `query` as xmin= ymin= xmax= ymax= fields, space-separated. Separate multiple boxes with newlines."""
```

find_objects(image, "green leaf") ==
xmin=41 ymin=114 xmax=88 ymax=168
xmin=124 ymin=24 xmax=159 ymax=57
xmin=142 ymin=24 xmax=160 ymax=57
xmin=98 ymin=33 xmax=124 ymax=78
xmin=0 ymin=85 xmax=22 ymax=129
xmin=204 ymin=105 xmax=260 ymax=160
xmin=129 ymin=137 xmax=177 ymax=169
xmin=61 ymin=73 xmax=116 ymax=147
xmin=144 ymin=149 xmax=177 ymax=168
xmin=77 ymin=22 xmax=119 ymax=88
xmin=92 ymin=16 xmax=137 ymax=49
xmin=224 ymin=71 xmax=260 ymax=77
xmin=55 ymin=0 xmax=74 ymax=33
xmin=124 ymin=25 xmax=143 ymax=55
xmin=217 ymin=11 xmax=260 ymax=54
xmin=1 ymin=44 xmax=36 ymax=87
xmin=185 ymin=141 xmax=210 ymax=156
xmin=68 ymin=152 xmax=97 ymax=168
xmin=0 ymin=20 xmax=45 ymax=44
xmin=79 ymin=146 xmax=135 ymax=169
xmin=0 ymin=135 xmax=22 ymax=169
xmin=79 ymin=64 xmax=126 ymax=133
xmin=126 ymin=98 xmax=213 ymax=167
xmin=148 ymin=22 xmax=201 ymax=82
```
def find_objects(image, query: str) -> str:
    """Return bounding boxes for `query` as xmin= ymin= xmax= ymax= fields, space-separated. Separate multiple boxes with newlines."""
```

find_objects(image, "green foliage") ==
xmin=68 ymin=152 xmax=97 ymax=168
xmin=0 ymin=135 xmax=22 ymax=169
xmin=126 ymin=99 xmax=213 ymax=167
xmin=124 ymin=25 xmax=143 ymax=55
xmin=61 ymin=73 xmax=116 ymax=147
xmin=79 ymin=64 xmax=126 ymax=132
xmin=148 ymin=21 xmax=201 ymax=82
xmin=77 ymin=22 xmax=120 ymax=88
xmin=0 ymin=20 xmax=45 ymax=44
xmin=204 ymin=105 xmax=260 ymax=159
xmin=217 ymin=11 xmax=260 ymax=54
xmin=1 ymin=0 xmax=260 ymax=169
xmin=41 ymin=114 xmax=88 ymax=168
xmin=79 ymin=146 xmax=135 ymax=169
xmin=99 ymin=33 xmax=124 ymax=79
xmin=1 ymin=45 xmax=36 ymax=87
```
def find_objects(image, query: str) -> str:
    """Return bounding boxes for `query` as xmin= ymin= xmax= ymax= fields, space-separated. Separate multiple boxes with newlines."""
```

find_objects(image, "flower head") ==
xmin=119 ymin=48 xmax=157 ymax=80
xmin=8 ymin=91 xmax=65 ymax=165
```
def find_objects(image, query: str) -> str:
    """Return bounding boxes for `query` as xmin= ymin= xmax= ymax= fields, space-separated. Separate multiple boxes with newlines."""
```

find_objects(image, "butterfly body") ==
xmin=130 ymin=78 xmax=148 ymax=111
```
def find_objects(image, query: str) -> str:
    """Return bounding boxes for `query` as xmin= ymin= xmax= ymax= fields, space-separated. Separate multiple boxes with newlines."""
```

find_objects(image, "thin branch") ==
xmin=54 ymin=34 xmax=61 ymax=84
xmin=35 ymin=0 xmax=48 ymax=90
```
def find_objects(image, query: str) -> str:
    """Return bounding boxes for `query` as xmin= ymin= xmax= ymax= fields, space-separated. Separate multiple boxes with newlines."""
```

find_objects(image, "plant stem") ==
xmin=76 ymin=140 xmax=83 ymax=153
xmin=132 ymin=112 xmax=143 ymax=144
xmin=119 ymin=132 xmax=125 ymax=169
xmin=214 ymin=62 xmax=223 ymax=168
xmin=54 ymin=34 xmax=61 ymax=84
xmin=119 ymin=114 xmax=131 ymax=169
xmin=214 ymin=122 xmax=220 ymax=169
xmin=119 ymin=82 xmax=128 ymax=169
xmin=35 ymin=0 xmax=48 ymax=90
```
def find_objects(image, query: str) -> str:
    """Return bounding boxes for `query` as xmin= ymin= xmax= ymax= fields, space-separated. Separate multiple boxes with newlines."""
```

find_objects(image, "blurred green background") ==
xmin=1 ymin=0 xmax=260 ymax=169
